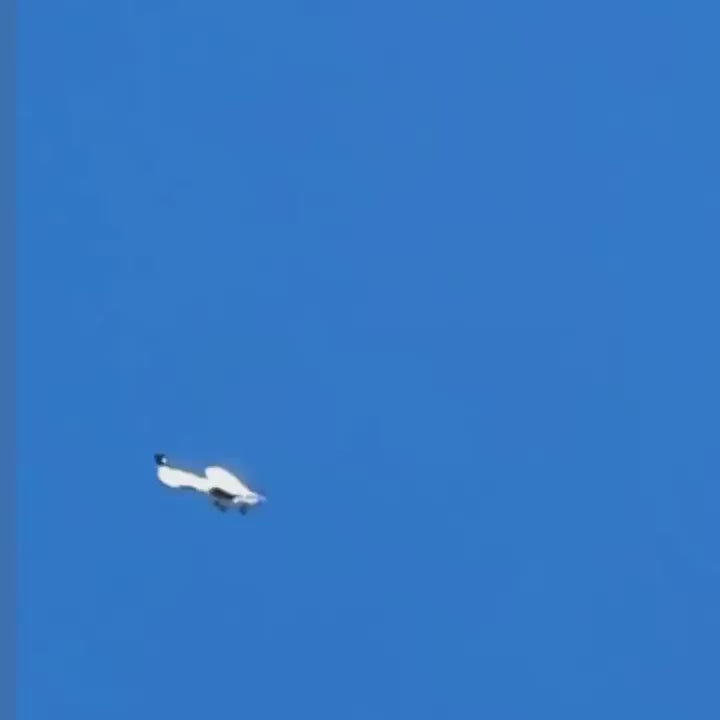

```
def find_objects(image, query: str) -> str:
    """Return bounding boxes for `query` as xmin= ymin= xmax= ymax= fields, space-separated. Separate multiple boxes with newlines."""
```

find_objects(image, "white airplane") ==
xmin=154 ymin=453 xmax=266 ymax=514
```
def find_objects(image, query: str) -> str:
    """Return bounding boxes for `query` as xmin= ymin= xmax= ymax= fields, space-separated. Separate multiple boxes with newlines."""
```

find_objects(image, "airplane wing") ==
xmin=204 ymin=465 xmax=253 ymax=497
xmin=209 ymin=487 xmax=236 ymax=501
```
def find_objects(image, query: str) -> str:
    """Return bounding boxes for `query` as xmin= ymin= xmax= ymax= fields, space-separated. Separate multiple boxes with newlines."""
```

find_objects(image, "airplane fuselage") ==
xmin=208 ymin=487 xmax=265 ymax=513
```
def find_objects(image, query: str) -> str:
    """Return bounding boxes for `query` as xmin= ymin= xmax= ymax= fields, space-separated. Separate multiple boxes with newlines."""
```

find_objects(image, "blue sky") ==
xmin=17 ymin=1 xmax=720 ymax=718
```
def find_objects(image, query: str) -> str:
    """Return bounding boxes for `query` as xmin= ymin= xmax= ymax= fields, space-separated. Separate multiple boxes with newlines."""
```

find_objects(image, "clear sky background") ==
xmin=17 ymin=1 xmax=720 ymax=718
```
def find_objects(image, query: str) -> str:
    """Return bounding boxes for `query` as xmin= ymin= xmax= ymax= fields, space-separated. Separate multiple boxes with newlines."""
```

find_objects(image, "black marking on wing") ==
xmin=209 ymin=487 xmax=236 ymax=501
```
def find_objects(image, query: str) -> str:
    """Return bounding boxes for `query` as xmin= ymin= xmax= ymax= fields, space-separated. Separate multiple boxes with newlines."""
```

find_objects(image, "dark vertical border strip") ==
xmin=0 ymin=0 xmax=14 ymax=715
